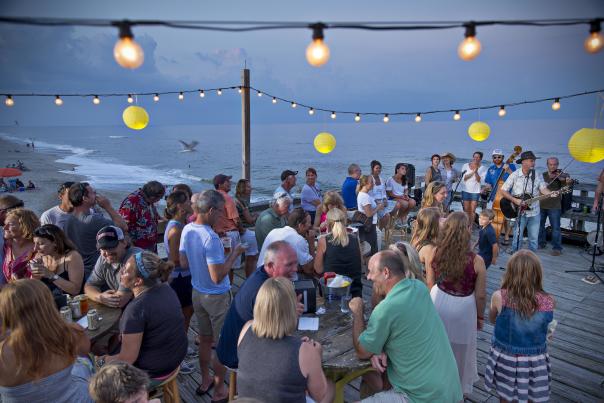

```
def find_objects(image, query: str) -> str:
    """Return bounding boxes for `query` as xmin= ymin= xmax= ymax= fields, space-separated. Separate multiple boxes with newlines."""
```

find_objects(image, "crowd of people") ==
xmin=0 ymin=158 xmax=601 ymax=403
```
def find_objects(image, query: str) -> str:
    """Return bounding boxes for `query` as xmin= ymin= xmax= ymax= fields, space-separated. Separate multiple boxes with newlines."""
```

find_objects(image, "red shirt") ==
xmin=118 ymin=189 xmax=159 ymax=250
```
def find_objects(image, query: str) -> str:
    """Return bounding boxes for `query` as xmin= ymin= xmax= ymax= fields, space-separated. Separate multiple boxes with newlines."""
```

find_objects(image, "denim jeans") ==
xmin=538 ymin=208 xmax=562 ymax=250
xmin=512 ymin=213 xmax=540 ymax=252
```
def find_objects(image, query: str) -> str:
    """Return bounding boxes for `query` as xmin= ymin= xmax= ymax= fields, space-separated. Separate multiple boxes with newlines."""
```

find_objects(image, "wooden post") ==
xmin=241 ymin=69 xmax=251 ymax=180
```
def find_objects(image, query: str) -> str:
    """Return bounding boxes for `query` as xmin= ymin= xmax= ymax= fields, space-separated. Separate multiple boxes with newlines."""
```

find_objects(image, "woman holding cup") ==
xmin=30 ymin=224 xmax=84 ymax=296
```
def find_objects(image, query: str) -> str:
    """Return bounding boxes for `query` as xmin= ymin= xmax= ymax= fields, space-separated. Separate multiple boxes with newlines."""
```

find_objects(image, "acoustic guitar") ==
xmin=500 ymin=186 xmax=572 ymax=219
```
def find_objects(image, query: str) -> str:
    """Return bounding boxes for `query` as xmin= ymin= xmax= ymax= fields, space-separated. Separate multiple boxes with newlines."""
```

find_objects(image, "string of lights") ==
xmin=0 ymin=16 xmax=602 ymax=68
xmin=3 ymin=86 xmax=602 ymax=122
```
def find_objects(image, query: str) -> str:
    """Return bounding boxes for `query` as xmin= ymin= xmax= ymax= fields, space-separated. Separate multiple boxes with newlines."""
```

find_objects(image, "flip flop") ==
xmin=195 ymin=380 xmax=215 ymax=396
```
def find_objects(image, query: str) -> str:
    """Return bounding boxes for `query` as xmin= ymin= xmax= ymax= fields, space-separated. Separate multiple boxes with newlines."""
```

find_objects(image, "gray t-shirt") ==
xmin=86 ymin=246 xmax=140 ymax=292
xmin=40 ymin=206 xmax=72 ymax=231
xmin=64 ymin=212 xmax=114 ymax=277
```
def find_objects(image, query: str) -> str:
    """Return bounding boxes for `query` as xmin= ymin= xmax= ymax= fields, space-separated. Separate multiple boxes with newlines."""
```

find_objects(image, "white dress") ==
xmin=430 ymin=262 xmax=479 ymax=395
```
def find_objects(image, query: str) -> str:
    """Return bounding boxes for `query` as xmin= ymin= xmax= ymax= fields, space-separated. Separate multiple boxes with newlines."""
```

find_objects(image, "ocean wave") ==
xmin=1 ymin=133 xmax=203 ymax=190
xmin=109 ymin=135 xmax=126 ymax=139
xmin=0 ymin=133 xmax=93 ymax=156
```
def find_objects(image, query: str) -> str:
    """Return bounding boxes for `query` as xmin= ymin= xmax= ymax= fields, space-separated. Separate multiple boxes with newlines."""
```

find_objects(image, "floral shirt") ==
xmin=118 ymin=189 xmax=159 ymax=251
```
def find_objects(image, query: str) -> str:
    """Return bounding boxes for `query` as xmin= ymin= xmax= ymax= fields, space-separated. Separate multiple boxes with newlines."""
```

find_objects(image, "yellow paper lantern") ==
xmin=122 ymin=106 xmax=149 ymax=130
xmin=568 ymin=128 xmax=604 ymax=163
xmin=468 ymin=121 xmax=491 ymax=142
xmin=314 ymin=132 xmax=336 ymax=154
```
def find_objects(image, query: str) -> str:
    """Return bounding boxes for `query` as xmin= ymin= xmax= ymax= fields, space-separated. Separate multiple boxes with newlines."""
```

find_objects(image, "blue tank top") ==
xmin=164 ymin=220 xmax=190 ymax=277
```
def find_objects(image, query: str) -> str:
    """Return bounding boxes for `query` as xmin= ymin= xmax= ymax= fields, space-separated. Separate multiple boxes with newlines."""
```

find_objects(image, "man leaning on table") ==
xmin=350 ymin=250 xmax=462 ymax=402
xmin=84 ymin=226 xmax=140 ymax=308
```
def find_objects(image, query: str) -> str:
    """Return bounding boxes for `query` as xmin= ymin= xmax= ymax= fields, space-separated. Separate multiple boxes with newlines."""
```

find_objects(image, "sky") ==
xmin=0 ymin=0 xmax=603 ymax=126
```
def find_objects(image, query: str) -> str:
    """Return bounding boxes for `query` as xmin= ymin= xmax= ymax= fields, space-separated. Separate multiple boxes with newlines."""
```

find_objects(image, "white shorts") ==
xmin=240 ymin=229 xmax=259 ymax=256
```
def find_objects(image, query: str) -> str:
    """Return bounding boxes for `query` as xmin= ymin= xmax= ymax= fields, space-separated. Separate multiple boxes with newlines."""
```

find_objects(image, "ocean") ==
xmin=1 ymin=118 xmax=601 ymax=201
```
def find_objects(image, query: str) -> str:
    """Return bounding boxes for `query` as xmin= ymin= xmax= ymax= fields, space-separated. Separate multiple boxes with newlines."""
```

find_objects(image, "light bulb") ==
xmin=306 ymin=24 xmax=330 ymax=67
xmin=309 ymin=108 xmax=315 ymax=115
xmin=453 ymin=111 xmax=461 ymax=121
xmin=331 ymin=112 xmax=336 ymax=119
xmin=238 ymin=87 xmax=242 ymax=94
xmin=291 ymin=102 xmax=297 ymax=108
xmin=585 ymin=20 xmax=604 ymax=54
xmin=458 ymin=23 xmax=481 ymax=61
xmin=552 ymin=98 xmax=561 ymax=111
xmin=415 ymin=113 xmax=422 ymax=123
xmin=383 ymin=114 xmax=390 ymax=123
xmin=127 ymin=94 xmax=134 ymax=104
xmin=217 ymin=89 xmax=222 ymax=96
xmin=55 ymin=96 xmax=63 ymax=106
xmin=5 ymin=96 xmax=14 ymax=107
xmin=178 ymin=92 xmax=184 ymax=101
xmin=93 ymin=96 xmax=100 ymax=105
xmin=355 ymin=114 xmax=361 ymax=122
xmin=498 ymin=106 xmax=506 ymax=117
xmin=153 ymin=94 xmax=159 ymax=102
xmin=257 ymin=91 xmax=263 ymax=97
xmin=113 ymin=22 xmax=144 ymax=69
xmin=199 ymin=90 xmax=205 ymax=98
xmin=272 ymin=97 xmax=277 ymax=104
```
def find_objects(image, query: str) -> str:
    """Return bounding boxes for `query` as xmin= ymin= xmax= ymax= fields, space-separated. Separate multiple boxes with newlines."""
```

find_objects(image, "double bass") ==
xmin=491 ymin=146 xmax=522 ymax=238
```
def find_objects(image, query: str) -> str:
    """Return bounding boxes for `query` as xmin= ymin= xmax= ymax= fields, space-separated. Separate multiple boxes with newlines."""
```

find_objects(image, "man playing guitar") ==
xmin=500 ymin=151 xmax=553 ymax=252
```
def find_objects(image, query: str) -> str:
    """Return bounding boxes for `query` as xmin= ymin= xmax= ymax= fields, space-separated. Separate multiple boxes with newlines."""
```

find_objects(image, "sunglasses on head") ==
xmin=34 ymin=226 xmax=56 ymax=240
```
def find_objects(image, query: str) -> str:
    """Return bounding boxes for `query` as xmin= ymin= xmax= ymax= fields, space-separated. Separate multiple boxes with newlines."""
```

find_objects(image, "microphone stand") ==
xmin=565 ymin=192 xmax=604 ymax=285
xmin=513 ymin=168 xmax=532 ymax=252
xmin=447 ymin=170 xmax=465 ymax=212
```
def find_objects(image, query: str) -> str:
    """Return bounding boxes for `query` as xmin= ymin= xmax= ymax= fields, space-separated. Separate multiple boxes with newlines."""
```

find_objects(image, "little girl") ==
xmin=485 ymin=250 xmax=555 ymax=403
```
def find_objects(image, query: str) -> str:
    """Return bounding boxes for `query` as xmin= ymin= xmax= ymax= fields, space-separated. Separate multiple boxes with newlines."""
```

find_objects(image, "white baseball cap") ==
xmin=492 ymin=149 xmax=504 ymax=156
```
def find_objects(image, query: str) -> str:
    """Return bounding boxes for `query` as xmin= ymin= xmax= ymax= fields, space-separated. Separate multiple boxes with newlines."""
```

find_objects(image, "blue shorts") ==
xmin=461 ymin=191 xmax=480 ymax=202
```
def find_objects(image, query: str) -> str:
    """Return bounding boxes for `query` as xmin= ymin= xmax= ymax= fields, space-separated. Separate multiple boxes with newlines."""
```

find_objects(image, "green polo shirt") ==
xmin=359 ymin=279 xmax=462 ymax=403
xmin=254 ymin=207 xmax=286 ymax=250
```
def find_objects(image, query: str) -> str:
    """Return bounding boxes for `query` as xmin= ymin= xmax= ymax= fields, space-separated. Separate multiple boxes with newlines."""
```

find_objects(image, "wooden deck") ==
xmin=169 ymin=239 xmax=604 ymax=403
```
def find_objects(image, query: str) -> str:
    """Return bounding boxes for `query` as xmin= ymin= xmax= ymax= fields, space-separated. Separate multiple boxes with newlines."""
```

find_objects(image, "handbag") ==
xmin=351 ymin=210 xmax=373 ymax=232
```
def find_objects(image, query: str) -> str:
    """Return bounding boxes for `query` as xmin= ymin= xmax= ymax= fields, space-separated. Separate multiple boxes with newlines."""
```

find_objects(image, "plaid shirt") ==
xmin=501 ymin=169 xmax=546 ymax=217
xmin=118 ymin=189 xmax=159 ymax=250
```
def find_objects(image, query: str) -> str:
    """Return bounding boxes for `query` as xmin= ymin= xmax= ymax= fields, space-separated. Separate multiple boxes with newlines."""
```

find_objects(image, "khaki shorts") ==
xmin=362 ymin=389 xmax=408 ymax=403
xmin=192 ymin=289 xmax=232 ymax=341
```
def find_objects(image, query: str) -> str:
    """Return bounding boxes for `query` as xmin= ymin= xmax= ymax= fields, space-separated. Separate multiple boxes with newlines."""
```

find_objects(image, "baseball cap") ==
xmin=280 ymin=169 xmax=298 ymax=181
xmin=213 ymin=174 xmax=232 ymax=187
xmin=96 ymin=226 xmax=125 ymax=250
xmin=492 ymin=149 xmax=504 ymax=156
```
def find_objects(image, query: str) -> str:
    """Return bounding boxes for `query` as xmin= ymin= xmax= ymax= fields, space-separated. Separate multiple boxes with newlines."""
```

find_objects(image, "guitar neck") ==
xmin=521 ymin=186 xmax=569 ymax=204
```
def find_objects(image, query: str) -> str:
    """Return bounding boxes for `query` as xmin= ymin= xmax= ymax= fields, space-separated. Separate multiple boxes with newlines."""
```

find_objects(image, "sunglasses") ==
xmin=0 ymin=201 xmax=24 ymax=213
xmin=34 ymin=226 xmax=56 ymax=240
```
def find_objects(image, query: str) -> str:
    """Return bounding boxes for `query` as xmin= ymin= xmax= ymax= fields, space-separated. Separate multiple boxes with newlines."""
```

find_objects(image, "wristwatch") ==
xmin=51 ymin=274 xmax=60 ymax=281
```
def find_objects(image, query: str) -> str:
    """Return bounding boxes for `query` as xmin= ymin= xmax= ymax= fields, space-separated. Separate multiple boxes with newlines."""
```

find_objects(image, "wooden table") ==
xmin=84 ymin=301 xmax=122 ymax=342
xmin=297 ymin=301 xmax=373 ymax=403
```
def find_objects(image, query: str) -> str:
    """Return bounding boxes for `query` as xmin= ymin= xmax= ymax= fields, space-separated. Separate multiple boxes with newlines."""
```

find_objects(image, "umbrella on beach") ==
xmin=0 ymin=168 xmax=22 ymax=178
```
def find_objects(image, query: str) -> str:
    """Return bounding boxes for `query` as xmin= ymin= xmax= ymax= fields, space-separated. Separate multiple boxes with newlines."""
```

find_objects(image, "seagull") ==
xmin=179 ymin=140 xmax=199 ymax=152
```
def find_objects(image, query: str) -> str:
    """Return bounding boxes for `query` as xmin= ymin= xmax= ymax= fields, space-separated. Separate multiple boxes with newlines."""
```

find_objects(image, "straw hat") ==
xmin=440 ymin=152 xmax=456 ymax=163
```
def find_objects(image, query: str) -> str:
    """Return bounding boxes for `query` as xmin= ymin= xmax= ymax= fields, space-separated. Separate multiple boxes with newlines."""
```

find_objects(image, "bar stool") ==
xmin=149 ymin=367 xmax=180 ymax=403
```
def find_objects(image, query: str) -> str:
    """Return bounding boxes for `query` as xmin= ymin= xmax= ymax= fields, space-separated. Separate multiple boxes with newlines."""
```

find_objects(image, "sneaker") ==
xmin=582 ymin=275 xmax=601 ymax=285
xmin=538 ymin=244 xmax=547 ymax=250
xmin=187 ymin=346 xmax=198 ymax=358
xmin=180 ymin=359 xmax=196 ymax=375
xmin=551 ymin=250 xmax=562 ymax=256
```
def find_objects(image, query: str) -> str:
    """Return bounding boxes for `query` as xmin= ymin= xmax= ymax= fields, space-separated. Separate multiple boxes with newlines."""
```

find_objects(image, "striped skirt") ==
xmin=485 ymin=345 xmax=551 ymax=403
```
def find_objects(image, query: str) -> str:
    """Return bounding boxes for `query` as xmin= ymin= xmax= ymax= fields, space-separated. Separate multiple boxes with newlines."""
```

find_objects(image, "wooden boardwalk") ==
xmin=169 ymin=239 xmax=604 ymax=403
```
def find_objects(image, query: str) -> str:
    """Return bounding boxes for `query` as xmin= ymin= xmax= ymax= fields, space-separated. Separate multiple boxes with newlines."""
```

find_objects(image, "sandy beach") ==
xmin=0 ymin=137 xmax=125 ymax=217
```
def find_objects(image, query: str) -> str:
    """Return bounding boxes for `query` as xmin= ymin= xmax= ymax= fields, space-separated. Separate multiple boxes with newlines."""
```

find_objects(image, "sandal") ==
xmin=195 ymin=380 xmax=215 ymax=396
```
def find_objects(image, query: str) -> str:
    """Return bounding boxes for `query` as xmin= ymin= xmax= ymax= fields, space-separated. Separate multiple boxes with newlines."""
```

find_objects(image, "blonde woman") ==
xmin=357 ymin=175 xmax=384 ymax=255
xmin=237 ymin=277 xmax=334 ymax=403
xmin=0 ymin=279 xmax=92 ymax=402
xmin=421 ymin=181 xmax=447 ymax=214
xmin=411 ymin=207 xmax=441 ymax=274
xmin=313 ymin=190 xmax=345 ymax=233
xmin=314 ymin=208 xmax=363 ymax=297
xmin=389 ymin=241 xmax=426 ymax=283
xmin=2 ymin=208 xmax=40 ymax=283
